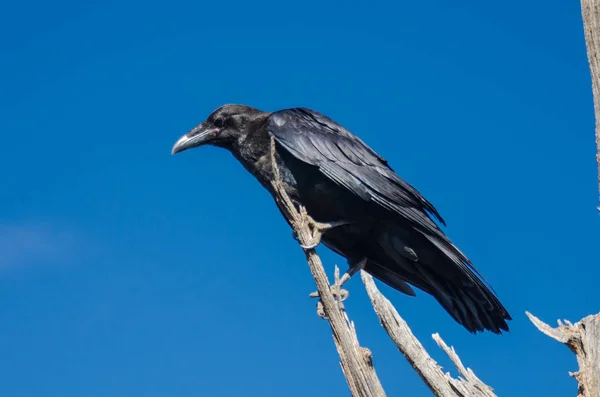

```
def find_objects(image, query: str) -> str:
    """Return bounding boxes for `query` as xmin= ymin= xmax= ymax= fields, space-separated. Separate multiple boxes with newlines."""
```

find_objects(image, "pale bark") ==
xmin=580 ymin=0 xmax=600 ymax=208
xmin=526 ymin=312 xmax=600 ymax=397
xmin=361 ymin=272 xmax=497 ymax=397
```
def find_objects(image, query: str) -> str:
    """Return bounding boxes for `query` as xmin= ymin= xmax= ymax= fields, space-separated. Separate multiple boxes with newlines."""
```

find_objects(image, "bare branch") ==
xmin=525 ymin=311 xmax=570 ymax=343
xmin=431 ymin=334 xmax=496 ymax=397
xmin=361 ymin=271 xmax=497 ymax=397
xmin=526 ymin=311 xmax=600 ymax=397
xmin=269 ymin=137 xmax=386 ymax=397
xmin=580 ymin=0 xmax=600 ymax=208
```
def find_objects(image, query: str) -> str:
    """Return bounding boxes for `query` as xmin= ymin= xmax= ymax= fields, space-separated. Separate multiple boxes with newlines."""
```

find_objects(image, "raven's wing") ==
xmin=267 ymin=108 xmax=447 ymax=231
xmin=267 ymin=108 xmax=510 ymax=333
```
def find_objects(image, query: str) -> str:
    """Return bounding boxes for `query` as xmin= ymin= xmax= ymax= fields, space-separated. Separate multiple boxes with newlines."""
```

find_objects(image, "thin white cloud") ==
xmin=0 ymin=222 xmax=78 ymax=269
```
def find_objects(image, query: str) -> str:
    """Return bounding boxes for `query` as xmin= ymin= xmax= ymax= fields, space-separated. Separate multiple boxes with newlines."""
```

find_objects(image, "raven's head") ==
xmin=171 ymin=104 xmax=265 ymax=154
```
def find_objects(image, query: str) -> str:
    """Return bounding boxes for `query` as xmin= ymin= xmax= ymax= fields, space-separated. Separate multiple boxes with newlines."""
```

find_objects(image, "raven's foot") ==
xmin=338 ymin=257 xmax=368 ymax=287
xmin=309 ymin=282 xmax=350 ymax=302
xmin=308 ymin=258 xmax=368 ymax=302
xmin=298 ymin=218 xmax=352 ymax=249
xmin=308 ymin=259 xmax=367 ymax=303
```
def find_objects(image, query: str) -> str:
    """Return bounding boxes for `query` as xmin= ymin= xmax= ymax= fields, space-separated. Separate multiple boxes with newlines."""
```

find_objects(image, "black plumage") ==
xmin=172 ymin=104 xmax=511 ymax=334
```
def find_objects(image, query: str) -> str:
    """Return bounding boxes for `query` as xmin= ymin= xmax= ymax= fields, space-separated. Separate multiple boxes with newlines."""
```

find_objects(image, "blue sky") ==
xmin=1 ymin=0 xmax=599 ymax=396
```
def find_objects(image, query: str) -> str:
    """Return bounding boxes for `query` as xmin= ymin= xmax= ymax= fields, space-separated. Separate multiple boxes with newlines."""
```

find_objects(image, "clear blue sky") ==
xmin=1 ymin=0 xmax=599 ymax=396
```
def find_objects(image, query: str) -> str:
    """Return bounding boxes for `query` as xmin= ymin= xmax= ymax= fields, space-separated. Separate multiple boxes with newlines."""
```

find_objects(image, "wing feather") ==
xmin=267 ymin=107 xmax=500 ymax=296
xmin=267 ymin=108 xmax=445 ymax=228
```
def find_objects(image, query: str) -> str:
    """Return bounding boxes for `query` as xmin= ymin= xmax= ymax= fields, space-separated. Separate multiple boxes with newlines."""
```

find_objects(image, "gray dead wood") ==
xmin=526 ymin=312 xmax=600 ymax=397
xmin=269 ymin=137 xmax=386 ymax=397
xmin=361 ymin=271 xmax=497 ymax=397
xmin=580 ymin=0 xmax=600 ymax=208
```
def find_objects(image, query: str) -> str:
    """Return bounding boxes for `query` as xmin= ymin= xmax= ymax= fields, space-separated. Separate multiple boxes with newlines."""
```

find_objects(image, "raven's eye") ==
xmin=214 ymin=117 xmax=225 ymax=128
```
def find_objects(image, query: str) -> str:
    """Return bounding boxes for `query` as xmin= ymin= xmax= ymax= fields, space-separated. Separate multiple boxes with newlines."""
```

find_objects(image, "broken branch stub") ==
xmin=526 ymin=311 xmax=600 ymax=397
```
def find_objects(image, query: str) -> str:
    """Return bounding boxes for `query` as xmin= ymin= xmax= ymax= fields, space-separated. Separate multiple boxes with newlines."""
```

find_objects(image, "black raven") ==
xmin=172 ymin=104 xmax=511 ymax=334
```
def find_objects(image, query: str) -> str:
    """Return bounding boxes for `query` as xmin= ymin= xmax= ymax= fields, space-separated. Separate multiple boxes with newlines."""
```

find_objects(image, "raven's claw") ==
xmin=296 ymin=218 xmax=352 ymax=250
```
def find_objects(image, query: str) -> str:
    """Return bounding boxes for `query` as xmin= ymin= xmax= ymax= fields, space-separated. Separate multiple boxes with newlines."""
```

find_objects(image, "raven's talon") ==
xmin=297 ymin=216 xmax=352 ymax=250
xmin=307 ymin=219 xmax=351 ymax=234
xmin=300 ymin=240 xmax=319 ymax=250
xmin=309 ymin=285 xmax=349 ymax=301
xmin=293 ymin=230 xmax=318 ymax=249
xmin=333 ymin=287 xmax=349 ymax=301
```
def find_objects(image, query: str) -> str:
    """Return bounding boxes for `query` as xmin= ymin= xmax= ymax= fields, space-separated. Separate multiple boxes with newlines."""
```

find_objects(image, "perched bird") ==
xmin=172 ymin=104 xmax=511 ymax=333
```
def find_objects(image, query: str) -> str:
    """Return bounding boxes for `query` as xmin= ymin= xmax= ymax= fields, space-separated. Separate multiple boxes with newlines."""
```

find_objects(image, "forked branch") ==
xmin=361 ymin=272 xmax=497 ymax=397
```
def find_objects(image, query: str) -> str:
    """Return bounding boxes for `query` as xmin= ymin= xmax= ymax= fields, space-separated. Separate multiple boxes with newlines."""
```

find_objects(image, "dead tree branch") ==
xmin=361 ymin=271 xmax=497 ymax=397
xmin=580 ymin=0 xmax=600 ymax=208
xmin=526 ymin=312 xmax=600 ymax=397
xmin=269 ymin=137 xmax=386 ymax=397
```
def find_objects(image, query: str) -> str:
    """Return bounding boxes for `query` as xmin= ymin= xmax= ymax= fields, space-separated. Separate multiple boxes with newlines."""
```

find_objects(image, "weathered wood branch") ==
xmin=580 ymin=0 xmax=600 ymax=207
xmin=526 ymin=312 xmax=600 ymax=397
xmin=361 ymin=271 xmax=497 ymax=397
xmin=269 ymin=137 xmax=386 ymax=397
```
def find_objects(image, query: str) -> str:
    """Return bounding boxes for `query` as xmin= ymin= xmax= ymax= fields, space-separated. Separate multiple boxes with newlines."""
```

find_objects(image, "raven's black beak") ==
xmin=171 ymin=123 xmax=216 ymax=155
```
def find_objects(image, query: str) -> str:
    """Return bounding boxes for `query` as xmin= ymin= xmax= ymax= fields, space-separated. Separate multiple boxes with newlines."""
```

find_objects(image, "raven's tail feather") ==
xmin=370 ymin=225 xmax=511 ymax=334
xmin=415 ymin=265 xmax=511 ymax=334
xmin=364 ymin=260 xmax=416 ymax=297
